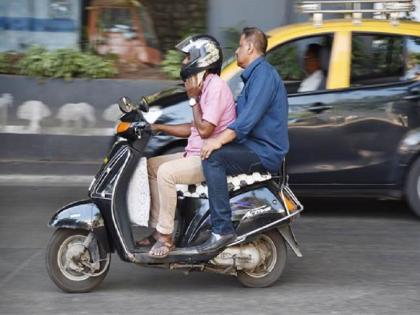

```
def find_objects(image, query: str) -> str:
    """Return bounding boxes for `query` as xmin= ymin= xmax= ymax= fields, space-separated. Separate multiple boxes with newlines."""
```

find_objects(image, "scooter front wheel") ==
xmin=46 ymin=229 xmax=110 ymax=293
xmin=237 ymin=229 xmax=287 ymax=288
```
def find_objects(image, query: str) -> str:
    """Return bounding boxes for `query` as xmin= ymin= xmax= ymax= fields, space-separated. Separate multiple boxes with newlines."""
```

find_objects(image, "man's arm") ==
xmin=191 ymin=104 xmax=216 ymax=139
xmin=152 ymin=123 xmax=192 ymax=138
xmin=200 ymin=128 xmax=236 ymax=159
xmin=185 ymin=76 xmax=216 ymax=139
xmin=201 ymin=67 xmax=279 ymax=159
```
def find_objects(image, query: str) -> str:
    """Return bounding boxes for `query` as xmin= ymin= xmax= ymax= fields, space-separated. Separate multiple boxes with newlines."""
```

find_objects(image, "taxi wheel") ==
xmin=405 ymin=158 xmax=420 ymax=219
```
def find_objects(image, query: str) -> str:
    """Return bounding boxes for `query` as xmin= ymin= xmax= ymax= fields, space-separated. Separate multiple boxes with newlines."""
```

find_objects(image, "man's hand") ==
xmin=150 ymin=123 xmax=192 ymax=138
xmin=151 ymin=123 xmax=161 ymax=134
xmin=200 ymin=129 xmax=237 ymax=159
xmin=201 ymin=138 xmax=222 ymax=160
xmin=185 ymin=76 xmax=202 ymax=100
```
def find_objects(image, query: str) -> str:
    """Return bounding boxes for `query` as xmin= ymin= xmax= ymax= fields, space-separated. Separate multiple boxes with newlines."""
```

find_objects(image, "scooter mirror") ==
xmin=118 ymin=96 xmax=133 ymax=113
xmin=139 ymin=97 xmax=149 ymax=113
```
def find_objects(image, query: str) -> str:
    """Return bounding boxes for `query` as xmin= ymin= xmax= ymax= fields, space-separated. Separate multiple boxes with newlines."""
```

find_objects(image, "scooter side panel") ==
xmin=233 ymin=187 xmax=287 ymax=236
xmin=109 ymin=143 xmax=151 ymax=257
xmin=181 ymin=185 xmax=287 ymax=246
xmin=48 ymin=200 xmax=111 ymax=253
xmin=180 ymin=198 xmax=211 ymax=247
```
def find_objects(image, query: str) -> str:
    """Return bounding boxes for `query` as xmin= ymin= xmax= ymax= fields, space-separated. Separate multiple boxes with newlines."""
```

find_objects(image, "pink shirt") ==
xmin=185 ymin=74 xmax=236 ymax=156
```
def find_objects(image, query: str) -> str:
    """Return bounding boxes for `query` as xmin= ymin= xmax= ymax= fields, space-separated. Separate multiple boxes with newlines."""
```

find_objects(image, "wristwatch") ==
xmin=189 ymin=98 xmax=197 ymax=107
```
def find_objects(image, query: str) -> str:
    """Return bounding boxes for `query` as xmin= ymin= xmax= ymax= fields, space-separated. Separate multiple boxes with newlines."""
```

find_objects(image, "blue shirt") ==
xmin=228 ymin=56 xmax=289 ymax=172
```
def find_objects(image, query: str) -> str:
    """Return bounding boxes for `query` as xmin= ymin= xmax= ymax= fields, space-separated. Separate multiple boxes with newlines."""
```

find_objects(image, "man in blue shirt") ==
xmin=198 ymin=27 xmax=289 ymax=252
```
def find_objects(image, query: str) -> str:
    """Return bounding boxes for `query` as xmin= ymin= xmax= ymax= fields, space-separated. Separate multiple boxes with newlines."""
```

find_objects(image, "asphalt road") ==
xmin=0 ymin=185 xmax=419 ymax=315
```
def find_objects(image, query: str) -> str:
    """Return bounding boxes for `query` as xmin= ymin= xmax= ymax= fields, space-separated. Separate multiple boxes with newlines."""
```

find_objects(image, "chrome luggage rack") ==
xmin=297 ymin=0 xmax=415 ymax=26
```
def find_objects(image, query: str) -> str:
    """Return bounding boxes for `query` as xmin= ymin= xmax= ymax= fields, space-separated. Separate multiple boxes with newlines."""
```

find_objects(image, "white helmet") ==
xmin=175 ymin=34 xmax=223 ymax=81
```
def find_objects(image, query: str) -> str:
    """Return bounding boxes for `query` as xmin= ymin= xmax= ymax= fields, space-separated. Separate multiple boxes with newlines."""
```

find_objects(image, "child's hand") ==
xmin=185 ymin=76 xmax=202 ymax=100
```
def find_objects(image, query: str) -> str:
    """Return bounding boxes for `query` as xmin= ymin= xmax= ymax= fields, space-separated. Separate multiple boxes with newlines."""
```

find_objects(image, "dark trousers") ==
xmin=202 ymin=142 xmax=266 ymax=235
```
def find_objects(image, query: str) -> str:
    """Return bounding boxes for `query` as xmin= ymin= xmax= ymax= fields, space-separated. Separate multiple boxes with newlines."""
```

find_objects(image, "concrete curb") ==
xmin=0 ymin=175 xmax=92 ymax=187
xmin=0 ymin=74 xmax=178 ymax=162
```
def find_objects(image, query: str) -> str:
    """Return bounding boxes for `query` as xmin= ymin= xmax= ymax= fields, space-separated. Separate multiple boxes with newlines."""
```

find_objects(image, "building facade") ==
xmin=0 ymin=0 xmax=81 ymax=51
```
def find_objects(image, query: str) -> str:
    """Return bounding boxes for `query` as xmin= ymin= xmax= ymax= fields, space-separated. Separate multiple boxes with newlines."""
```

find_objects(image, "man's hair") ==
xmin=241 ymin=27 xmax=268 ymax=55
xmin=306 ymin=43 xmax=322 ymax=59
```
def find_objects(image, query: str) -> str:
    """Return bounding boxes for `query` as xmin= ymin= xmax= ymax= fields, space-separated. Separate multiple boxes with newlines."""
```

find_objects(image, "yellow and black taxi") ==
xmin=145 ymin=1 xmax=420 ymax=217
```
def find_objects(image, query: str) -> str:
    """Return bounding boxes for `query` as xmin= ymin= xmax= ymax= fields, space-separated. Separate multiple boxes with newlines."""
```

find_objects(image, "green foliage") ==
xmin=222 ymin=26 xmax=241 ymax=63
xmin=161 ymin=49 xmax=182 ymax=79
xmin=160 ymin=20 xmax=207 ymax=79
xmin=0 ymin=53 xmax=20 ymax=74
xmin=16 ymin=46 xmax=117 ymax=80
xmin=351 ymin=36 xmax=404 ymax=79
xmin=0 ymin=54 xmax=9 ymax=73
xmin=179 ymin=24 xmax=206 ymax=40
xmin=267 ymin=45 xmax=303 ymax=80
xmin=78 ymin=53 xmax=118 ymax=79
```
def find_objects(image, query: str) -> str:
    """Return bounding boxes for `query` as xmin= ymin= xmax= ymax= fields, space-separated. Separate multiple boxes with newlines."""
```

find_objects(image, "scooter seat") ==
xmin=176 ymin=172 xmax=272 ymax=199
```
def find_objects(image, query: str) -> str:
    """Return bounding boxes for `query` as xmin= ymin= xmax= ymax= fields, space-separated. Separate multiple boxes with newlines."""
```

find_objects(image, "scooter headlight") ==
xmin=116 ymin=121 xmax=131 ymax=134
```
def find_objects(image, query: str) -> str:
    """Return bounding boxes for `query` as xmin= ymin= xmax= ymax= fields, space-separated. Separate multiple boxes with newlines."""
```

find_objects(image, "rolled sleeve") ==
xmin=228 ymin=121 xmax=246 ymax=142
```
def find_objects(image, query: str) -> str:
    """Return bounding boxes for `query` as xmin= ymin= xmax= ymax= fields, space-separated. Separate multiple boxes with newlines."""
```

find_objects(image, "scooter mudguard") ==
xmin=278 ymin=224 xmax=303 ymax=257
xmin=48 ymin=199 xmax=111 ymax=253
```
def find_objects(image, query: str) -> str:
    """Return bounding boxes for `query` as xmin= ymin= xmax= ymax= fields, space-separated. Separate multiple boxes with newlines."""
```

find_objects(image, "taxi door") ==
xmin=326 ymin=31 xmax=420 ymax=185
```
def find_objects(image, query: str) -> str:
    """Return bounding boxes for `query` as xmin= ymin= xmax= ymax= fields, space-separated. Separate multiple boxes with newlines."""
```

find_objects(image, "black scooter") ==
xmin=46 ymin=96 xmax=303 ymax=292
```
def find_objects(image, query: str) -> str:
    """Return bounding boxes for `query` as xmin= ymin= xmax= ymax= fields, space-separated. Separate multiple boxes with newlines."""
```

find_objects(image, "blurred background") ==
xmin=0 ymin=0 xmax=419 ymax=170
xmin=0 ymin=0 xmax=315 ymax=166
xmin=1 ymin=3 xmax=420 ymax=313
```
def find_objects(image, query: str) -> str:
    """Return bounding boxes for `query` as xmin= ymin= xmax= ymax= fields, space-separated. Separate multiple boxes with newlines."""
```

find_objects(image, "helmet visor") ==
xmin=175 ymin=36 xmax=195 ymax=54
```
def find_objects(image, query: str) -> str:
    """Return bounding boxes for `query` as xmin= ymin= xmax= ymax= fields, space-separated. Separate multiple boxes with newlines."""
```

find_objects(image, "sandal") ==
xmin=148 ymin=239 xmax=175 ymax=258
xmin=135 ymin=234 xmax=157 ymax=247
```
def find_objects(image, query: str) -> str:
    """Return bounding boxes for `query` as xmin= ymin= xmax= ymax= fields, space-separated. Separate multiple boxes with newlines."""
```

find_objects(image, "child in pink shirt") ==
xmin=185 ymin=73 xmax=236 ymax=156
xmin=137 ymin=35 xmax=236 ymax=258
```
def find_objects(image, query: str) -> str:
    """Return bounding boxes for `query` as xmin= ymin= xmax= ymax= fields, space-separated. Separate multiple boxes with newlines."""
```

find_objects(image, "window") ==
xmin=266 ymin=35 xmax=333 ymax=94
xmin=227 ymin=34 xmax=333 ymax=98
xmin=98 ymin=8 xmax=134 ymax=33
xmin=351 ymin=34 xmax=404 ymax=86
xmin=138 ymin=7 xmax=159 ymax=49
xmin=404 ymin=37 xmax=420 ymax=81
xmin=49 ymin=0 xmax=72 ymax=19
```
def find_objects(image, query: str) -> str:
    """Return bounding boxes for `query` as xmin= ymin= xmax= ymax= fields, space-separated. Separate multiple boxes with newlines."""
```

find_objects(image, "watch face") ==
xmin=189 ymin=98 xmax=197 ymax=106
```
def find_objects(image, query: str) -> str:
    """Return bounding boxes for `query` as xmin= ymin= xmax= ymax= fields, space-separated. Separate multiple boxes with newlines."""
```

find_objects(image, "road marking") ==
xmin=0 ymin=175 xmax=92 ymax=186
xmin=0 ymin=250 xmax=41 ymax=289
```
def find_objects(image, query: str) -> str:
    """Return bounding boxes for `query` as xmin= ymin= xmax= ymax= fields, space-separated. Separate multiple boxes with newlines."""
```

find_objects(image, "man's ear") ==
xmin=247 ymin=42 xmax=253 ymax=54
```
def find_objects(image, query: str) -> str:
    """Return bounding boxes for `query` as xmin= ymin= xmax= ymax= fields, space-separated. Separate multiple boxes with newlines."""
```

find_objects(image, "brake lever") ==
xmin=133 ymin=122 xmax=147 ymax=139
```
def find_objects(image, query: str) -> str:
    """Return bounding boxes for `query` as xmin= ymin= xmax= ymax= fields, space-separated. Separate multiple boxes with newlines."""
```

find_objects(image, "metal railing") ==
xmin=296 ymin=0 xmax=415 ymax=26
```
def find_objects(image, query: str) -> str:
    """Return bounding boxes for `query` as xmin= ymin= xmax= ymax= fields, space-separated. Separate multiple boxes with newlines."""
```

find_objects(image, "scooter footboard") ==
xmin=48 ymin=200 xmax=111 ymax=253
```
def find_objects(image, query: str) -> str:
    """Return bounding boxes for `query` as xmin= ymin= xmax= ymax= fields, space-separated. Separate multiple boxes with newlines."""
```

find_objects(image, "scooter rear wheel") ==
xmin=46 ymin=229 xmax=110 ymax=293
xmin=237 ymin=229 xmax=287 ymax=288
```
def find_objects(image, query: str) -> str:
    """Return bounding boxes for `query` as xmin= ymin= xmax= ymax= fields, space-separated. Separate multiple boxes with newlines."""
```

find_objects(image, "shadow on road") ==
xmin=0 ymin=186 xmax=417 ymax=221
xmin=300 ymin=197 xmax=416 ymax=220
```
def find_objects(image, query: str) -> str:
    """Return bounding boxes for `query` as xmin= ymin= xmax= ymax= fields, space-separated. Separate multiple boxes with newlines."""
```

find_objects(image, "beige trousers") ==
xmin=148 ymin=152 xmax=205 ymax=234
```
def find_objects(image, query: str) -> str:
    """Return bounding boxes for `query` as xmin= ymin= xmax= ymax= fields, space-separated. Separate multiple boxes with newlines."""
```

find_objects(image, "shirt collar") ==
xmin=241 ymin=56 xmax=264 ymax=82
